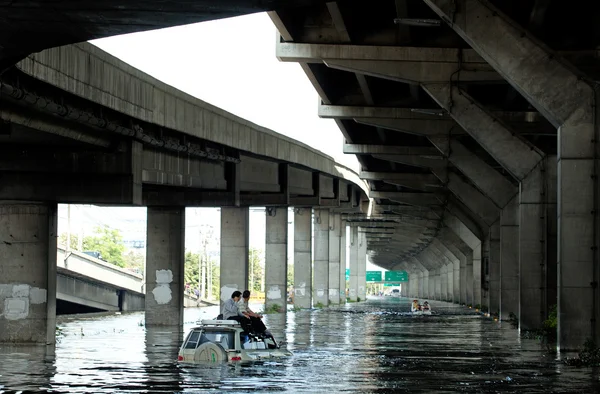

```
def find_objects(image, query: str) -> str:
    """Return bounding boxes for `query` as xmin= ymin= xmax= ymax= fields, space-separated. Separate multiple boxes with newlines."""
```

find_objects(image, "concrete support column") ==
xmin=500 ymin=197 xmax=519 ymax=321
xmin=219 ymin=207 xmax=249 ymax=310
xmin=489 ymin=224 xmax=501 ymax=315
xmin=348 ymin=226 xmax=358 ymax=302
xmin=313 ymin=209 xmax=329 ymax=306
xmin=293 ymin=208 xmax=312 ymax=309
xmin=357 ymin=231 xmax=367 ymax=301
xmin=418 ymin=271 xmax=424 ymax=298
xmin=473 ymin=245 xmax=482 ymax=307
xmin=440 ymin=265 xmax=448 ymax=302
xmin=0 ymin=203 xmax=57 ymax=344
xmin=339 ymin=221 xmax=347 ymax=303
xmin=428 ymin=268 xmax=435 ymax=299
xmin=328 ymin=212 xmax=342 ymax=305
xmin=424 ymin=0 xmax=595 ymax=354
xmin=447 ymin=263 xmax=454 ymax=302
xmin=265 ymin=207 xmax=288 ymax=312
xmin=519 ymin=159 xmax=558 ymax=330
xmin=435 ymin=269 xmax=442 ymax=300
xmin=146 ymin=207 xmax=185 ymax=326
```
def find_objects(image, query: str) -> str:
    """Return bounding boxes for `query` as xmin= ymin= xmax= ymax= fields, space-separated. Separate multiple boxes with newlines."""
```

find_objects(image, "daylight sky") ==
xmin=58 ymin=12 xmax=382 ymax=271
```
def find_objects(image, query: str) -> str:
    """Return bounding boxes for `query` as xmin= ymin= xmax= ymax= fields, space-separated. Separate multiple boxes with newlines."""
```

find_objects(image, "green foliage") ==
xmin=287 ymin=263 xmax=294 ymax=289
xmin=315 ymin=302 xmax=325 ymax=308
xmin=123 ymin=250 xmax=145 ymax=275
xmin=291 ymin=305 xmax=302 ymax=312
xmin=543 ymin=304 xmax=558 ymax=329
xmin=248 ymin=247 xmax=264 ymax=292
xmin=184 ymin=251 xmax=219 ymax=299
xmin=565 ymin=339 xmax=600 ymax=366
xmin=58 ymin=233 xmax=79 ymax=250
xmin=474 ymin=304 xmax=481 ymax=310
xmin=508 ymin=312 xmax=519 ymax=329
xmin=357 ymin=297 xmax=361 ymax=302
xmin=185 ymin=252 xmax=200 ymax=290
xmin=263 ymin=304 xmax=283 ymax=314
xmin=82 ymin=225 xmax=126 ymax=267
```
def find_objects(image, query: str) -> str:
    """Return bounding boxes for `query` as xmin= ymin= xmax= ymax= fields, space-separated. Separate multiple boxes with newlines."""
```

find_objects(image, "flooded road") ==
xmin=1 ymin=297 xmax=599 ymax=393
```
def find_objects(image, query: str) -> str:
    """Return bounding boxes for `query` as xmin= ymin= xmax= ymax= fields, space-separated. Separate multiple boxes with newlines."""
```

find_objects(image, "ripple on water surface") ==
xmin=1 ymin=298 xmax=599 ymax=393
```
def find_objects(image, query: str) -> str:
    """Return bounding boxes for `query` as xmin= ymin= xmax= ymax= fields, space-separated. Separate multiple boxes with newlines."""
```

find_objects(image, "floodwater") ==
xmin=1 ymin=298 xmax=599 ymax=393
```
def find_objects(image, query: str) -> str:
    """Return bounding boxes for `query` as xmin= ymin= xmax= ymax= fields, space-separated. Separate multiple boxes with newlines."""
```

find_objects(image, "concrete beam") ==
xmin=369 ymin=191 xmax=443 ymax=207
xmin=422 ymin=84 xmax=543 ymax=182
xmin=344 ymin=144 xmax=441 ymax=156
xmin=360 ymin=171 xmax=441 ymax=185
xmin=430 ymin=137 xmax=517 ymax=208
xmin=446 ymin=172 xmax=499 ymax=226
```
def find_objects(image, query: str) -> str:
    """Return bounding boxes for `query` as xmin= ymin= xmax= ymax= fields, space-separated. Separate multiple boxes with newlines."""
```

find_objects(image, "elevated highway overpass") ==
xmin=269 ymin=0 xmax=600 ymax=353
xmin=0 ymin=41 xmax=369 ymax=345
xmin=0 ymin=0 xmax=336 ymax=71
xmin=1 ymin=0 xmax=598 ymax=355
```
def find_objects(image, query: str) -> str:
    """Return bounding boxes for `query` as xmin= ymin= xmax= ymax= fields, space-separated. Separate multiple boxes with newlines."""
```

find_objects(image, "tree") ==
xmin=248 ymin=247 xmax=264 ymax=293
xmin=287 ymin=263 xmax=294 ymax=289
xmin=123 ymin=250 xmax=145 ymax=275
xmin=185 ymin=251 xmax=200 ymax=290
xmin=58 ymin=233 xmax=79 ymax=250
xmin=82 ymin=225 xmax=126 ymax=267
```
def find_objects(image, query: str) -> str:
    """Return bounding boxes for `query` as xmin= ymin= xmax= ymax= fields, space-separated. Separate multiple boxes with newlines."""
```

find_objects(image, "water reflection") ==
xmin=1 ymin=298 xmax=600 ymax=393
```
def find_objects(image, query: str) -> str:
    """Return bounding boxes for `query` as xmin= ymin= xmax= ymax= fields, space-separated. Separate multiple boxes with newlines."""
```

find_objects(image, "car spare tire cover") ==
xmin=194 ymin=342 xmax=227 ymax=363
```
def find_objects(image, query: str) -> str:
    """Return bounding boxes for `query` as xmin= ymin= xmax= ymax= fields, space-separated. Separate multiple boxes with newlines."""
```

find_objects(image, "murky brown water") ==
xmin=1 ymin=297 xmax=599 ymax=393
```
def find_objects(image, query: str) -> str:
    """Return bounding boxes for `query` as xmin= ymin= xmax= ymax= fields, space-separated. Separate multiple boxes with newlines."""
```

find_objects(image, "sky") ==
xmin=90 ymin=12 xmax=358 ymax=171
xmin=57 ymin=11 xmax=383 ymax=272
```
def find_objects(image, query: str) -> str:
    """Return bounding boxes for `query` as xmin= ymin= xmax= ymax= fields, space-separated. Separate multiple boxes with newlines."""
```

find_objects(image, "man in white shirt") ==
xmin=223 ymin=290 xmax=252 ymax=332
xmin=237 ymin=290 xmax=267 ymax=334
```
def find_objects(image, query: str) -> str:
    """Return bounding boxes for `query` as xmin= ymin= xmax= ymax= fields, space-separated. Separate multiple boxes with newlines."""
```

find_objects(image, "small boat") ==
xmin=178 ymin=320 xmax=292 ymax=363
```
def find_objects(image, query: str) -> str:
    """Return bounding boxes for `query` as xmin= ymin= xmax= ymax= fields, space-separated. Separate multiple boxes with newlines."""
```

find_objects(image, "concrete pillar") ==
xmin=424 ymin=0 xmax=595 ymax=353
xmin=418 ymin=271 xmax=424 ymax=298
xmin=293 ymin=208 xmax=312 ymax=309
xmin=428 ymin=267 xmax=435 ymax=299
xmin=328 ymin=212 xmax=342 ymax=305
xmin=265 ymin=207 xmax=288 ymax=311
xmin=146 ymin=207 xmax=185 ymax=326
xmin=422 ymin=270 xmax=429 ymax=299
xmin=500 ymin=198 xmax=519 ymax=321
xmin=313 ymin=209 xmax=329 ymax=307
xmin=357 ymin=231 xmax=367 ymax=301
xmin=435 ymin=268 xmax=442 ymax=300
xmin=447 ymin=263 xmax=454 ymax=302
xmin=339 ymin=221 xmax=347 ymax=303
xmin=0 ymin=203 xmax=57 ymax=344
xmin=473 ymin=244 xmax=482 ymax=307
xmin=519 ymin=158 xmax=557 ymax=330
xmin=440 ymin=265 xmax=448 ymax=302
xmin=219 ymin=207 xmax=248 ymax=311
xmin=348 ymin=226 xmax=358 ymax=302
xmin=489 ymin=224 xmax=501 ymax=315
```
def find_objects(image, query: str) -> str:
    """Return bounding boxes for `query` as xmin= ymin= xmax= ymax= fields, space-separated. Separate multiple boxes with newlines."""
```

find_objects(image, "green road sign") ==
xmin=383 ymin=283 xmax=399 ymax=287
xmin=345 ymin=268 xmax=350 ymax=281
xmin=366 ymin=271 xmax=382 ymax=282
xmin=385 ymin=271 xmax=409 ymax=282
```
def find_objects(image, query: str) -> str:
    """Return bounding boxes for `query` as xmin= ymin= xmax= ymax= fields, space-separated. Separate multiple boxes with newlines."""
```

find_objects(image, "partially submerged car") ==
xmin=178 ymin=320 xmax=292 ymax=363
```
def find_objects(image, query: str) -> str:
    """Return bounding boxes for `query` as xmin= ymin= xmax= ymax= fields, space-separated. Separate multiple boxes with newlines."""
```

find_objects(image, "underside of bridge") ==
xmin=270 ymin=0 xmax=600 ymax=352
xmin=0 ymin=0 xmax=335 ymax=70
